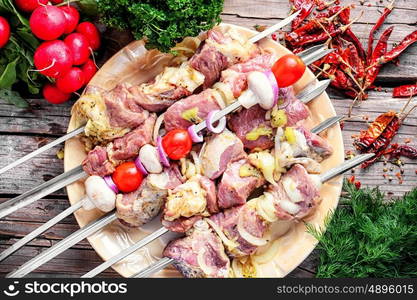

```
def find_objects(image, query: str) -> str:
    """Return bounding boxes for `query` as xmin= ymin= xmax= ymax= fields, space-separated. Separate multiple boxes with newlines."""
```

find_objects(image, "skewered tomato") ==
xmin=112 ymin=162 xmax=143 ymax=193
xmin=0 ymin=17 xmax=10 ymax=48
xmin=271 ymin=54 xmax=306 ymax=88
xmin=162 ymin=129 xmax=192 ymax=160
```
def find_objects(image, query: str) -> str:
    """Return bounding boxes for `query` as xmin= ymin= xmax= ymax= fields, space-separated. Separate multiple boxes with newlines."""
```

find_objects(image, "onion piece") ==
xmin=256 ymin=193 xmax=278 ymax=223
xmin=206 ymin=218 xmax=239 ymax=250
xmin=206 ymin=110 xmax=226 ymax=134
xmin=247 ymin=71 xmax=278 ymax=110
xmin=103 ymin=175 xmax=119 ymax=194
xmin=252 ymin=239 xmax=280 ymax=264
xmin=153 ymin=113 xmax=165 ymax=144
xmin=187 ymin=124 xmax=204 ymax=143
xmin=156 ymin=136 xmax=170 ymax=167
xmin=237 ymin=213 xmax=268 ymax=247
xmin=134 ymin=156 xmax=148 ymax=175
xmin=197 ymin=248 xmax=215 ymax=276
xmin=190 ymin=151 xmax=201 ymax=175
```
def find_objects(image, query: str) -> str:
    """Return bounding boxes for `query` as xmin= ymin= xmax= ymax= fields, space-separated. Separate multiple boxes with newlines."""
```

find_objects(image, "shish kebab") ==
xmin=0 ymin=45 xmax=332 ymax=220
xmin=6 ymin=113 xmax=342 ymax=278
xmin=133 ymin=154 xmax=375 ymax=278
xmin=1 ymin=79 xmax=332 ymax=265
xmin=0 ymin=11 xmax=301 ymax=177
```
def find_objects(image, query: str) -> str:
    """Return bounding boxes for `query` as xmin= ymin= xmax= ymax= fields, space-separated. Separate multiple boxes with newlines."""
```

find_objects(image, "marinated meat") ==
xmin=217 ymin=159 xmax=265 ymax=209
xmin=82 ymin=146 xmax=115 ymax=177
xmin=283 ymin=87 xmax=310 ymax=126
xmin=228 ymin=105 xmax=274 ymax=150
xmin=116 ymin=164 xmax=183 ymax=227
xmin=163 ymin=220 xmax=230 ymax=278
xmin=107 ymin=114 xmax=156 ymax=164
xmin=162 ymin=215 xmax=202 ymax=233
xmin=104 ymin=84 xmax=150 ymax=129
xmin=164 ymin=89 xmax=223 ymax=131
xmin=200 ymin=130 xmax=246 ymax=180
xmin=268 ymin=164 xmax=321 ymax=220
xmin=209 ymin=204 xmax=269 ymax=257
xmin=199 ymin=176 xmax=218 ymax=214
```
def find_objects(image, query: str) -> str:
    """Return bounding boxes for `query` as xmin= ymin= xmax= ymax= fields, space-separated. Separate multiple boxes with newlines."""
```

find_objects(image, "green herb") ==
xmin=96 ymin=0 xmax=224 ymax=52
xmin=0 ymin=0 xmax=43 ymax=107
xmin=307 ymin=181 xmax=417 ymax=277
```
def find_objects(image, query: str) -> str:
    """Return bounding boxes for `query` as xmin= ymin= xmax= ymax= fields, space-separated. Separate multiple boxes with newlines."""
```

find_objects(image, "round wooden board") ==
xmin=64 ymin=24 xmax=344 ymax=278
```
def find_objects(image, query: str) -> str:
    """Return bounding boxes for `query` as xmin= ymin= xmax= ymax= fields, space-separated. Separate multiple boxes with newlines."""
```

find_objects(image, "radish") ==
xmin=34 ymin=40 xmax=73 ymax=78
xmin=56 ymin=67 xmax=85 ymax=93
xmin=43 ymin=83 xmax=71 ymax=104
xmin=0 ymin=17 xmax=10 ymax=48
xmin=14 ymin=0 xmax=48 ymax=13
xmin=76 ymin=22 xmax=101 ymax=50
xmin=59 ymin=6 xmax=80 ymax=34
xmin=64 ymin=33 xmax=90 ymax=65
xmin=81 ymin=59 xmax=98 ymax=84
xmin=30 ymin=6 xmax=66 ymax=40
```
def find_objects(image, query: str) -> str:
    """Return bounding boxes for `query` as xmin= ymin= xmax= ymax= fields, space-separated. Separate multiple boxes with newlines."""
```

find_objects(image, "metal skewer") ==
xmin=0 ymin=12 xmax=301 ymax=178
xmin=4 ymin=80 xmax=334 ymax=278
xmin=81 ymin=113 xmax=342 ymax=278
xmin=191 ymin=46 xmax=334 ymax=135
xmin=132 ymin=153 xmax=376 ymax=278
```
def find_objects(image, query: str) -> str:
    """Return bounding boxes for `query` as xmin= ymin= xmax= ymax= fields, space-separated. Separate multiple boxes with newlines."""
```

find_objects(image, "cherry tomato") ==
xmin=112 ymin=161 xmax=143 ymax=193
xmin=162 ymin=129 xmax=192 ymax=160
xmin=271 ymin=54 xmax=306 ymax=88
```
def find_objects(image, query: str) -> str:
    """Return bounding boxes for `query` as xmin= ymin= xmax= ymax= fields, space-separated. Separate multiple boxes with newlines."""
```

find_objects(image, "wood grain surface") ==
xmin=0 ymin=0 xmax=416 ymax=278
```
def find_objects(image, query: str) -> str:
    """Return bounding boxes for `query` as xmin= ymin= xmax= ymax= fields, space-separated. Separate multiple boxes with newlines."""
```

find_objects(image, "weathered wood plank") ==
xmin=0 ymin=135 xmax=65 ymax=196
xmin=223 ymin=0 xmax=417 ymax=24
xmin=0 ymin=99 xmax=72 ymax=135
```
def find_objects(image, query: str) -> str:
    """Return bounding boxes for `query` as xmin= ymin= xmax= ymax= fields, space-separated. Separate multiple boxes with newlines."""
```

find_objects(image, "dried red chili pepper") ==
xmin=393 ymin=83 xmax=417 ymax=98
xmin=353 ymin=111 xmax=397 ymax=151
xmin=386 ymin=144 xmax=417 ymax=159
xmin=342 ymin=28 xmax=367 ymax=61
xmin=367 ymin=0 xmax=395 ymax=64
xmin=290 ymin=0 xmax=315 ymax=30
xmin=379 ymin=30 xmax=417 ymax=64
xmin=364 ymin=26 xmax=394 ymax=90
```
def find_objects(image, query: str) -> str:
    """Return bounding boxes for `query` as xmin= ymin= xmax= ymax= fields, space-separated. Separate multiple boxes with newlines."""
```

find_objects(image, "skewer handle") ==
xmin=0 ymin=200 xmax=84 ymax=262
xmin=82 ymin=227 xmax=169 ymax=278
xmin=6 ymin=212 xmax=118 ymax=278
xmin=134 ymin=257 xmax=175 ymax=278
xmin=0 ymin=126 xmax=85 ymax=176
xmin=320 ymin=153 xmax=375 ymax=183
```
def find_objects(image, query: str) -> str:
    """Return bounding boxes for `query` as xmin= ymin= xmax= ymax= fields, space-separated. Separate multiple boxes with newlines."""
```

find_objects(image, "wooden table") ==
xmin=0 ymin=0 xmax=416 ymax=278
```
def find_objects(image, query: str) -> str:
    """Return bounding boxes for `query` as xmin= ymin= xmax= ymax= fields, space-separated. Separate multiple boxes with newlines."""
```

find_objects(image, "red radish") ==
xmin=59 ymin=6 xmax=80 ymax=34
xmin=14 ymin=0 xmax=48 ymax=13
xmin=34 ymin=40 xmax=73 ymax=78
xmin=64 ymin=33 xmax=90 ymax=65
xmin=56 ymin=67 xmax=85 ymax=93
xmin=76 ymin=22 xmax=101 ymax=50
xmin=81 ymin=59 xmax=98 ymax=84
xmin=30 ymin=6 xmax=66 ymax=40
xmin=0 ymin=17 xmax=10 ymax=48
xmin=43 ymin=83 xmax=71 ymax=104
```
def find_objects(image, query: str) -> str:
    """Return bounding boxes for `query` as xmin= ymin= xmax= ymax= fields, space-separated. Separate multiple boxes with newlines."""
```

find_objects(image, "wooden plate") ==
xmin=64 ymin=24 xmax=344 ymax=278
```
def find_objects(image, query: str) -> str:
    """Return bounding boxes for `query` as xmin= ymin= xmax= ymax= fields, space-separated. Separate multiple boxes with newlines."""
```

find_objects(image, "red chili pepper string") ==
xmin=290 ymin=0 xmax=315 ymax=31
xmin=366 ymin=0 xmax=395 ymax=64
xmin=393 ymin=83 xmax=417 ymax=98
xmin=387 ymin=144 xmax=417 ymax=159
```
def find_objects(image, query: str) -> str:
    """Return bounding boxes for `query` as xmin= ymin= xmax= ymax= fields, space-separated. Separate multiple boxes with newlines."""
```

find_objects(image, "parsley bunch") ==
xmin=97 ymin=0 xmax=224 ymax=52
xmin=308 ymin=181 xmax=417 ymax=277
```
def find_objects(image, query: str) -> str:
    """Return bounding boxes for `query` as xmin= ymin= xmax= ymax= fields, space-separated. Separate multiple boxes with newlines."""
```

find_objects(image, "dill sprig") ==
xmin=307 ymin=181 xmax=417 ymax=277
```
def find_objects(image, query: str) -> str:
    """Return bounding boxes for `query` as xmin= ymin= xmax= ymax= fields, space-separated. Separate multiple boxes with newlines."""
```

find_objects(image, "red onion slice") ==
xmin=206 ymin=110 xmax=226 ymax=134
xmin=104 ymin=175 xmax=119 ymax=194
xmin=264 ymin=70 xmax=279 ymax=107
xmin=187 ymin=124 xmax=204 ymax=143
xmin=156 ymin=136 xmax=170 ymax=167
xmin=134 ymin=156 xmax=148 ymax=175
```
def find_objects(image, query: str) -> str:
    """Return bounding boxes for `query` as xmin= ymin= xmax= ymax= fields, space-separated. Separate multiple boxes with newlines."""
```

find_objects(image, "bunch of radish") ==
xmin=15 ymin=1 xmax=101 ymax=104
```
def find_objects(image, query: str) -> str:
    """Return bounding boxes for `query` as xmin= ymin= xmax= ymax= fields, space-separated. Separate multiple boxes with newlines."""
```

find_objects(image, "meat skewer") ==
xmin=5 ymin=114 xmax=341 ymax=278
xmin=0 ymin=12 xmax=301 ymax=178
xmin=133 ymin=153 xmax=375 ymax=278
xmin=0 ymin=47 xmax=330 ymax=221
